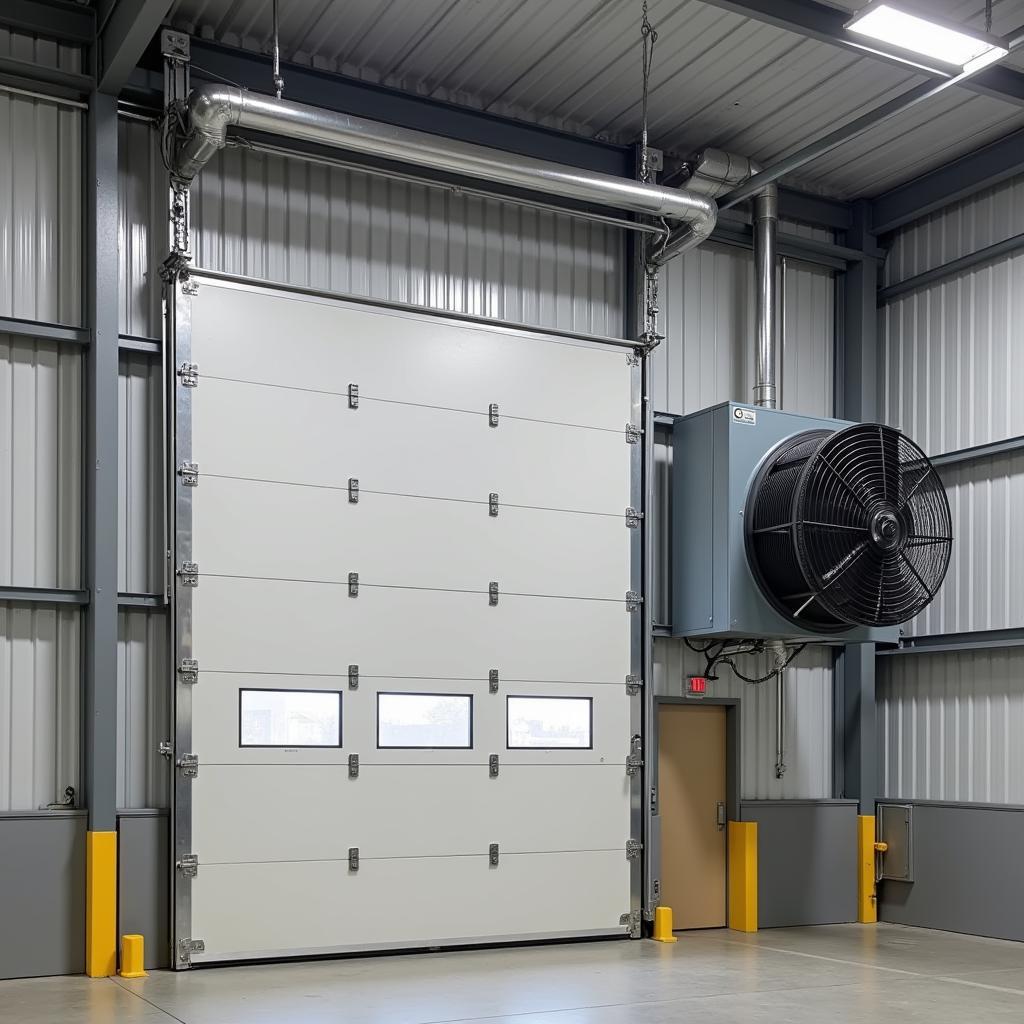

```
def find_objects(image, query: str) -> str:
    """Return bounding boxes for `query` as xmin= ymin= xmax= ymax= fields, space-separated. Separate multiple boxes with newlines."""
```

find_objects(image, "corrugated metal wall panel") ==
xmin=0 ymin=335 xmax=81 ymax=590
xmin=651 ymin=241 xmax=834 ymax=417
xmin=189 ymin=144 xmax=625 ymax=337
xmin=0 ymin=29 xmax=84 ymax=73
xmin=0 ymin=605 xmax=80 ymax=811
xmin=654 ymin=641 xmax=833 ymax=800
xmin=118 ymin=118 xmax=164 ymax=340
xmin=878 ymin=649 xmax=1024 ymax=804
xmin=118 ymin=354 xmax=163 ymax=596
xmin=117 ymin=611 xmax=169 ymax=810
xmin=0 ymin=93 xmax=82 ymax=326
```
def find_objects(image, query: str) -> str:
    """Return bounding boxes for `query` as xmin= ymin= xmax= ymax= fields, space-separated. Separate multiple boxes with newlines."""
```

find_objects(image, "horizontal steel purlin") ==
xmin=930 ymin=434 xmax=1024 ymax=468
xmin=0 ymin=586 xmax=88 ymax=605
xmin=880 ymin=628 xmax=1024 ymax=656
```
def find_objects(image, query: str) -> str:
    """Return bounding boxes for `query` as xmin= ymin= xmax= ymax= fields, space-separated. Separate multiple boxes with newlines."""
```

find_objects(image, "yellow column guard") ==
xmin=728 ymin=820 xmax=757 ymax=932
xmin=858 ymin=815 xmax=878 ymax=923
xmin=86 ymin=831 xmax=117 ymax=977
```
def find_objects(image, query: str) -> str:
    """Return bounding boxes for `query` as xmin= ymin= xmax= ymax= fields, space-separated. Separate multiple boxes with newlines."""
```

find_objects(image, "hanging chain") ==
xmin=639 ymin=1 xmax=658 ymax=184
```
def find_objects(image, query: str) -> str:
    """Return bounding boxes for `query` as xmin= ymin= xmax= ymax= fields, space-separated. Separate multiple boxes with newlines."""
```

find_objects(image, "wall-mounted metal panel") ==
xmin=878 ymin=648 xmax=1024 ymax=805
xmin=118 ymin=353 xmax=163 ymax=596
xmin=0 ymin=28 xmax=85 ymax=73
xmin=0 ymin=606 xmax=80 ymax=811
xmin=0 ymin=334 xmax=81 ymax=590
xmin=653 ymin=641 xmax=833 ymax=800
xmin=651 ymin=237 xmax=833 ymax=418
xmin=117 ymin=610 xmax=169 ymax=811
xmin=0 ymin=92 xmax=82 ymax=327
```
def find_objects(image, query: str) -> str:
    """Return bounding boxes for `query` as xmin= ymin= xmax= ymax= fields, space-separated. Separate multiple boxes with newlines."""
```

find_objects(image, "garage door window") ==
xmin=506 ymin=696 xmax=593 ymax=749
xmin=377 ymin=693 xmax=473 ymax=749
xmin=239 ymin=688 xmax=343 ymax=747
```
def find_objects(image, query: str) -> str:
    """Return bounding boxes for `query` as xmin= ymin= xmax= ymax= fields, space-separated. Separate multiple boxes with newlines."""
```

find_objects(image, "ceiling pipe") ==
xmin=673 ymin=148 xmax=779 ymax=409
xmin=173 ymin=84 xmax=717 ymax=257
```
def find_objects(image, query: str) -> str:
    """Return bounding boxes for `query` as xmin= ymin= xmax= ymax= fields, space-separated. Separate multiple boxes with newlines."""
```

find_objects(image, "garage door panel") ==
xmin=194 ymin=476 xmax=630 ymax=597
xmin=192 ymin=575 xmax=631 ymax=680
xmin=190 ymin=853 xmax=630 ymax=961
xmin=193 ymin=380 xmax=630 ymax=513
xmin=192 ymin=282 xmax=632 ymax=429
xmin=193 ymin=674 xmax=628 ymax=764
xmin=192 ymin=764 xmax=630 ymax=863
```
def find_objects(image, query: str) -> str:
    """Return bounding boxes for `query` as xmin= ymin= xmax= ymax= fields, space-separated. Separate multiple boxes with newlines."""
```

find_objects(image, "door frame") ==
xmin=651 ymin=697 xmax=741 ymax=920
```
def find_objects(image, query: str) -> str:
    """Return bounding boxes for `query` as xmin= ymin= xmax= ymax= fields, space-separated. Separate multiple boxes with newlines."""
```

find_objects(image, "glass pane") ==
xmin=240 ymin=689 xmax=341 ymax=747
xmin=377 ymin=693 xmax=473 ymax=748
xmin=507 ymin=696 xmax=592 ymax=749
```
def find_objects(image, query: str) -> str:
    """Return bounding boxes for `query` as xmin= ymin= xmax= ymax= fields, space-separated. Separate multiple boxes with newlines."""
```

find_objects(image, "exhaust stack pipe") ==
xmin=675 ymin=148 xmax=779 ymax=409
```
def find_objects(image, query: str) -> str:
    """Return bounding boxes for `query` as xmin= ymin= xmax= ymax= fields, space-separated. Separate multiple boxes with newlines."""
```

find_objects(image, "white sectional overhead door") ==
xmin=176 ymin=276 xmax=636 ymax=964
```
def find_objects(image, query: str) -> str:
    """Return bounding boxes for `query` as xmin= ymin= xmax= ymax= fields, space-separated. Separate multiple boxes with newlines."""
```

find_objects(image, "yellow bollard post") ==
xmin=652 ymin=906 xmax=678 ymax=943
xmin=119 ymin=934 xmax=148 ymax=979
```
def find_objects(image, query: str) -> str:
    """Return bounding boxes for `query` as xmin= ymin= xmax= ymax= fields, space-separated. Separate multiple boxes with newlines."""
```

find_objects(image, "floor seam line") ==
xmin=107 ymin=977 xmax=190 ymax=1024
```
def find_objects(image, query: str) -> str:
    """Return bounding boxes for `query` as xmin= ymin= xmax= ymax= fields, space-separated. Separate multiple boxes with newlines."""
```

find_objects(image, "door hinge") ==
xmin=176 ymin=854 xmax=199 ymax=878
xmin=488 ymin=492 xmax=499 ymax=517
xmin=348 ymin=383 xmax=359 ymax=409
xmin=348 ymin=753 xmax=359 ymax=779
xmin=625 ymin=423 xmax=641 ymax=444
xmin=488 ymin=581 xmax=499 ymax=606
xmin=619 ymin=909 xmax=641 ymax=933
xmin=177 ymin=753 xmax=199 ymax=779
xmin=489 ymin=668 xmax=499 ymax=693
xmin=489 ymin=753 xmax=500 ymax=778
xmin=625 ymin=674 xmax=642 ymax=696
xmin=626 ymin=736 xmax=643 ymax=776
xmin=488 ymin=403 xmax=499 ymax=427
xmin=348 ymin=572 xmax=359 ymax=597
xmin=178 ymin=362 xmax=199 ymax=387
xmin=348 ymin=847 xmax=359 ymax=871
xmin=178 ymin=658 xmax=199 ymax=685
xmin=627 ymin=349 xmax=641 ymax=367
xmin=489 ymin=843 xmax=499 ymax=866
xmin=178 ymin=462 xmax=199 ymax=487
xmin=177 ymin=561 xmax=199 ymax=587
xmin=625 ymin=507 xmax=642 ymax=528
xmin=626 ymin=839 xmax=643 ymax=860
xmin=348 ymin=664 xmax=359 ymax=690
xmin=181 ymin=276 xmax=199 ymax=296
xmin=348 ymin=477 xmax=359 ymax=503
xmin=158 ymin=740 xmax=172 ymax=758
xmin=178 ymin=938 xmax=205 ymax=965
xmin=625 ymin=590 xmax=641 ymax=612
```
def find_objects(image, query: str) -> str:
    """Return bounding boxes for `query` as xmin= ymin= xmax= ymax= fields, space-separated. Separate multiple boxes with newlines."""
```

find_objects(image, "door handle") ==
xmin=716 ymin=802 xmax=726 ymax=831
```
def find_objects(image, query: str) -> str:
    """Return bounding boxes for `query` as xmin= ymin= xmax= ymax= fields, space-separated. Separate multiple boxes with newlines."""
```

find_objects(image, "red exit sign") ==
xmin=687 ymin=676 xmax=707 ymax=697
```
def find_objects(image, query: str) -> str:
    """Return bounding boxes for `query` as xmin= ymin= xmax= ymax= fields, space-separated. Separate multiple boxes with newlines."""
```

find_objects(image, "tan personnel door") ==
xmin=657 ymin=704 xmax=727 ymax=929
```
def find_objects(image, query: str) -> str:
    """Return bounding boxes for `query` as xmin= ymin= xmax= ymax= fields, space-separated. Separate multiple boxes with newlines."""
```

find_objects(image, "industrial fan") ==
xmin=746 ymin=423 xmax=952 ymax=630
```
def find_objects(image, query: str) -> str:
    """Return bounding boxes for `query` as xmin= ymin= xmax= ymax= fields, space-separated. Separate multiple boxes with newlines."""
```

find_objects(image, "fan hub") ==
xmin=870 ymin=508 xmax=903 ymax=552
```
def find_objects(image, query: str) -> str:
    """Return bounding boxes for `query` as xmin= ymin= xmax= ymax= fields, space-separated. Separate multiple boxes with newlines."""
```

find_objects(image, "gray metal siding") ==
xmin=654 ymin=642 xmax=834 ymax=800
xmin=878 ymin=650 xmax=1024 ymax=805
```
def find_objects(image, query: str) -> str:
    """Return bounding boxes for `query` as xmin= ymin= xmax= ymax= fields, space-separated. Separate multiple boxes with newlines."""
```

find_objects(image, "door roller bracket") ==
xmin=489 ymin=754 xmax=499 ymax=778
xmin=488 ymin=492 xmax=499 ymax=517
xmin=348 ymin=383 xmax=359 ymax=409
xmin=489 ymin=669 xmax=499 ymax=693
xmin=489 ymin=843 xmax=499 ymax=866
xmin=178 ymin=658 xmax=199 ymax=685
xmin=488 ymin=581 xmax=499 ymax=606
xmin=488 ymin=403 xmax=499 ymax=427
xmin=348 ymin=847 xmax=359 ymax=871
xmin=348 ymin=753 xmax=359 ymax=779
xmin=348 ymin=572 xmax=359 ymax=597
xmin=348 ymin=478 xmax=359 ymax=503
xmin=179 ymin=462 xmax=199 ymax=487
xmin=348 ymin=664 xmax=359 ymax=690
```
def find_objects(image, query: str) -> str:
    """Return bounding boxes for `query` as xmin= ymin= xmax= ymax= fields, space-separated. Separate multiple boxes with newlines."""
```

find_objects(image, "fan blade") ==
xmin=817 ymin=452 xmax=871 ymax=512
xmin=802 ymin=521 xmax=869 ymax=533
xmin=897 ymin=464 xmax=932 ymax=513
xmin=899 ymin=549 xmax=934 ymax=600
xmin=819 ymin=540 xmax=869 ymax=588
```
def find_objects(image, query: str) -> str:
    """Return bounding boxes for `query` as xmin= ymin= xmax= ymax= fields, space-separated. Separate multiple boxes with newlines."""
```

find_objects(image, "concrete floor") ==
xmin=3 ymin=924 xmax=1024 ymax=1023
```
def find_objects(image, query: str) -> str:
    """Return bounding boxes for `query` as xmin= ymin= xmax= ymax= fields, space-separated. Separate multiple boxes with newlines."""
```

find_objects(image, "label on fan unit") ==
xmin=733 ymin=407 xmax=757 ymax=425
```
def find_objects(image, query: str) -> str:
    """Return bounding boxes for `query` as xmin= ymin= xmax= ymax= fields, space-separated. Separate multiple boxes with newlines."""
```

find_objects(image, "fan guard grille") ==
xmin=746 ymin=423 xmax=952 ymax=629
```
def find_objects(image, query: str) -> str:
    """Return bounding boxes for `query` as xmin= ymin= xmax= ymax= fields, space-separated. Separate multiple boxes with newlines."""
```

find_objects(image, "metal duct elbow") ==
xmin=172 ymin=84 xmax=717 ymax=241
xmin=174 ymin=85 xmax=244 ymax=182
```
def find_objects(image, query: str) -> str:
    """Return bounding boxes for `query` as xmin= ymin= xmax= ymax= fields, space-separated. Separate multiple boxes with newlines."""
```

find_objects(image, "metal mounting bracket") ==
xmin=626 ymin=839 xmax=643 ymax=860
xmin=348 ymin=664 xmax=359 ymax=690
xmin=158 ymin=740 xmax=172 ymax=758
xmin=177 ymin=938 xmax=204 ymax=965
xmin=348 ymin=383 xmax=359 ymax=409
xmin=488 ymin=403 xmax=499 ymax=427
xmin=348 ymin=572 xmax=359 ymax=597
xmin=625 ymin=423 xmax=641 ymax=444
xmin=177 ymin=562 xmax=199 ymax=588
xmin=489 ymin=581 xmax=499 ymax=606
xmin=626 ymin=735 xmax=643 ymax=777
xmin=489 ymin=668 xmax=499 ymax=694
xmin=176 ymin=854 xmax=199 ymax=878
xmin=348 ymin=478 xmax=359 ymax=503
xmin=348 ymin=753 xmax=359 ymax=779
xmin=178 ymin=658 xmax=199 ymax=685
xmin=181 ymin=276 xmax=199 ymax=296
xmin=625 ymin=590 xmax=641 ymax=612
xmin=177 ymin=753 xmax=199 ymax=779
xmin=489 ymin=843 xmax=500 ymax=866
xmin=625 ymin=674 xmax=642 ymax=696
xmin=178 ymin=362 xmax=199 ymax=387
xmin=179 ymin=462 xmax=199 ymax=487
xmin=488 ymin=492 xmax=499 ymax=517
xmin=348 ymin=847 xmax=359 ymax=871
xmin=489 ymin=754 xmax=500 ymax=778
xmin=625 ymin=507 xmax=641 ymax=528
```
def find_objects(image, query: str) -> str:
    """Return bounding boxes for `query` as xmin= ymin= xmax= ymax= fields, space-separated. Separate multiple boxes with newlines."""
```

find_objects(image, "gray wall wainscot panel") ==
xmin=878 ymin=648 xmax=1024 ymax=805
xmin=0 ymin=91 xmax=82 ymax=326
xmin=117 ymin=611 xmax=170 ymax=811
xmin=118 ymin=812 xmax=169 ymax=969
xmin=741 ymin=800 xmax=858 ymax=927
xmin=655 ymin=642 xmax=833 ymax=800
xmin=878 ymin=802 xmax=1024 ymax=942
xmin=0 ymin=606 xmax=80 ymax=811
xmin=0 ymin=813 xmax=85 ymax=978
xmin=0 ymin=335 xmax=82 ymax=591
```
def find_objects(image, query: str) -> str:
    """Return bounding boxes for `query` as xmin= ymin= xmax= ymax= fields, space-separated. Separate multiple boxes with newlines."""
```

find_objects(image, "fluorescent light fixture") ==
xmin=846 ymin=2 xmax=1008 ymax=73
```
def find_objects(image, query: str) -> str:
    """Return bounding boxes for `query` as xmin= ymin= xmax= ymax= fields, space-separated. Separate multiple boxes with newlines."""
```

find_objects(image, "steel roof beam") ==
xmin=96 ymin=0 xmax=172 ymax=95
xmin=0 ymin=0 xmax=94 ymax=46
xmin=699 ymin=0 xmax=1024 ymax=108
